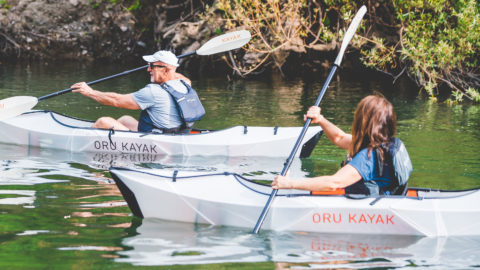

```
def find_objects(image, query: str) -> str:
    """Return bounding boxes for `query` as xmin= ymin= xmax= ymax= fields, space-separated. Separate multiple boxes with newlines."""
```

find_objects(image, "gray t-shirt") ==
xmin=131 ymin=79 xmax=188 ymax=129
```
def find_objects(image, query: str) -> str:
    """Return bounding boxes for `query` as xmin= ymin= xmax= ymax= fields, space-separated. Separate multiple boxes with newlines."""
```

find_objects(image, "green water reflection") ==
xmin=1 ymin=60 xmax=479 ymax=187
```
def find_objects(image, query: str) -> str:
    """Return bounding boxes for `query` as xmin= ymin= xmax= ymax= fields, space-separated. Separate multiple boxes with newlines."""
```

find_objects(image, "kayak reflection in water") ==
xmin=71 ymin=50 xmax=193 ymax=133
xmin=272 ymin=95 xmax=412 ymax=196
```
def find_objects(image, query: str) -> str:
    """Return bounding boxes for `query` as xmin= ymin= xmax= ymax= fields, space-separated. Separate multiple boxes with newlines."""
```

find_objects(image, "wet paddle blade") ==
xmin=0 ymin=96 xmax=38 ymax=121
xmin=196 ymin=30 xmax=251 ymax=56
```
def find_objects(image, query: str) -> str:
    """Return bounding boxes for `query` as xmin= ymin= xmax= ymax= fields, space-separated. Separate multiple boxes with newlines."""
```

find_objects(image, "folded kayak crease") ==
xmin=169 ymin=180 xmax=217 ymax=226
xmin=389 ymin=207 xmax=433 ymax=236
xmin=433 ymin=200 xmax=448 ymax=237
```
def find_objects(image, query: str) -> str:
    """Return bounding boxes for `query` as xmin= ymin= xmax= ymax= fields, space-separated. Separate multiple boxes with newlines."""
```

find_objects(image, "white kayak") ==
xmin=0 ymin=110 xmax=322 ymax=157
xmin=110 ymin=167 xmax=480 ymax=236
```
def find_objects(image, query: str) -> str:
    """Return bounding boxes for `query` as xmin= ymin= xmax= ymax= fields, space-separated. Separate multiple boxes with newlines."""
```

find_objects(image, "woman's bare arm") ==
xmin=305 ymin=106 xmax=352 ymax=150
xmin=272 ymin=164 xmax=361 ymax=191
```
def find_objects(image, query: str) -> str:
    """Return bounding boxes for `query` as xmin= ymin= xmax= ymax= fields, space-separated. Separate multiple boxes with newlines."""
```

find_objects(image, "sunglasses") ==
xmin=149 ymin=63 xmax=167 ymax=69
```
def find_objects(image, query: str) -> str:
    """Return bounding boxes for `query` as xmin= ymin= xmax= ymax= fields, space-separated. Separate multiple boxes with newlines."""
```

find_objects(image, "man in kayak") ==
xmin=272 ymin=95 xmax=412 ymax=196
xmin=71 ymin=50 xmax=193 ymax=133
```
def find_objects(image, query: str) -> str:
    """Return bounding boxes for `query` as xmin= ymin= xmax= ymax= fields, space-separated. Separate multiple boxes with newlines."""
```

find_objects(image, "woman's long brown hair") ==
xmin=349 ymin=95 xmax=396 ymax=162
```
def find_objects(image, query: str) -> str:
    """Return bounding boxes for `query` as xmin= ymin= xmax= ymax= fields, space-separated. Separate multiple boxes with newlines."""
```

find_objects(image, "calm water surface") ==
xmin=0 ymin=61 xmax=479 ymax=269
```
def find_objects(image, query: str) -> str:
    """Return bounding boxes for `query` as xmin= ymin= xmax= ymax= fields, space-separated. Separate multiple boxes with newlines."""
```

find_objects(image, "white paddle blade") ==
xmin=334 ymin=5 xmax=367 ymax=66
xmin=0 ymin=96 xmax=38 ymax=121
xmin=196 ymin=30 xmax=251 ymax=56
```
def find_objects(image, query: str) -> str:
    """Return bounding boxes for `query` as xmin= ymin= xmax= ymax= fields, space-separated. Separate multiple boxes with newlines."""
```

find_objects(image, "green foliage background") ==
xmin=2 ymin=0 xmax=479 ymax=103
xmin=362 ymin=0 xmax=480 ymax=103
xmin=212 ymin=0 xmax=480 ymax=103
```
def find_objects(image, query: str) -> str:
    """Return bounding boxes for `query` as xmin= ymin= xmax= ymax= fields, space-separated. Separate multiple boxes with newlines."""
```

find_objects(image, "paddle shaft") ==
xmin=38 ymin=65 xmax=147 ymax=100
xmin=252 ymin=6 xmax=366 ymax=234
xmin=252 ymin=65 xmax=338 ymax=234
xmin=37 ymin=51 xmax=198 ymax=101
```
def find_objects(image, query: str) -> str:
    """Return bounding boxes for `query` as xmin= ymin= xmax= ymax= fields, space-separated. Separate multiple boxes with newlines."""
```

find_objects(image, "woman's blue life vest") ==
xmin=137 ymin=80 xmax=205 ymax=133
xmin=345 ymin=138 xmax=413 ymax=196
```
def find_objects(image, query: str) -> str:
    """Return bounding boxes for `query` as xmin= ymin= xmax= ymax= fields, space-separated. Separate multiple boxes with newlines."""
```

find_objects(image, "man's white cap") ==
xmin=142 ymin=50 xmax=179 ymax=67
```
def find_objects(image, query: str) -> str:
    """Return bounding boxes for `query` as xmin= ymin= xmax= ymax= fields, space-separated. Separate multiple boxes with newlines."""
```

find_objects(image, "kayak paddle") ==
xmin=0 ymin=96 xmax=38 ymax=121
xmin=252 ymin=5 xmax=367 ymax=234
xmin=0 ymin=30 xmax=251 ymax=120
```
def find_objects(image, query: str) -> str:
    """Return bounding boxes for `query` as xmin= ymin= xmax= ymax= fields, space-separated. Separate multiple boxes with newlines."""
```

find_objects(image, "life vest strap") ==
xmin=407 ymin=189 xmax=418 ymax=198
xmin=311 ymin=189 xmax=346 ymax=195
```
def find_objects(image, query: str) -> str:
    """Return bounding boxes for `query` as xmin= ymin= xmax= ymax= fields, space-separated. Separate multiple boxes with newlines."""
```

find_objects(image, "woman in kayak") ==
xmin=272 ymin=95 xmax=411 ymax=196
